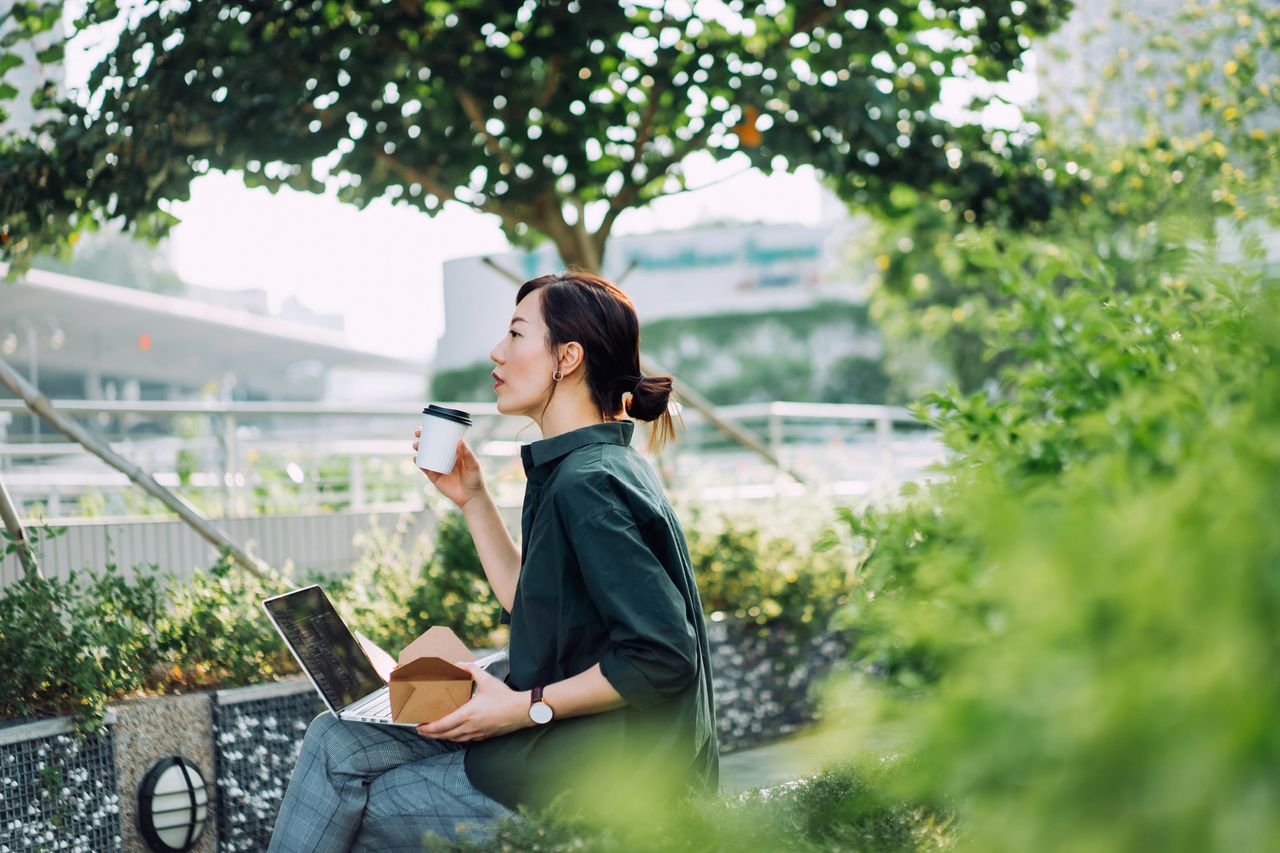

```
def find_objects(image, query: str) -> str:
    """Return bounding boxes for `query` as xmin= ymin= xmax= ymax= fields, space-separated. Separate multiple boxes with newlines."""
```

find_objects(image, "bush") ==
xmin=829 ymin=88 xmax=1280 ymax=851
xmin=682 ymin=508 xmax=857 ymax=644
xmin=0 ymin=506 xmax=852 ymax=735
xmin=834 ymin=283 xmax=1279 ymax=853
xmin=420 ymin=761 xmax=951 ymax=853
xmin=0 ymin=531 xmax=167 ymax=731
xmin=328 ymin=510 xmax=505 ymax=652
xmin=155 ymin=551 xmax=298 ymax=691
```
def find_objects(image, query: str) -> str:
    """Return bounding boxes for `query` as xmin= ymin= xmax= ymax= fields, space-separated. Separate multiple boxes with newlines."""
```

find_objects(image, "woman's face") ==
xmin=489 ymin=289 xmax=557 ymax=418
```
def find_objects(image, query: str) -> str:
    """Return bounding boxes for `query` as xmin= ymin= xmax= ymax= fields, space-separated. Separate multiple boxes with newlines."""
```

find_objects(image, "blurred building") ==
xmin=436 ymin=219 xmax=872 ymax=383
xmin=0 ymin=266 xmax=426 ymax=409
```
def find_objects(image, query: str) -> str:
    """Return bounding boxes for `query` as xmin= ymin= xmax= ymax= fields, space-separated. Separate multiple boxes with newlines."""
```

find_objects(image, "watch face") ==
xmin=529 ymin=701 xmax=554 ymax=725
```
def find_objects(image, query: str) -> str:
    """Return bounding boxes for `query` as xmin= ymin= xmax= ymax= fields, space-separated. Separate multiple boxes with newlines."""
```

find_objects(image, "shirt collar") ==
xmin=521 ymin=420 xmax=635 ymax=474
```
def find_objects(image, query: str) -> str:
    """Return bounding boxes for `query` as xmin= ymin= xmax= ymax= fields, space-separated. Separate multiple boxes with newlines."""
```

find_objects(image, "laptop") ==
xmin=261 ymin=584 xmax=506 ymax=728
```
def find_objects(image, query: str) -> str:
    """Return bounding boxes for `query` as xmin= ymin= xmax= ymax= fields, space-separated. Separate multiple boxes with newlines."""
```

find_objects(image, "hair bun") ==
xmin=626 ymin=374 xmax=674 ymax=422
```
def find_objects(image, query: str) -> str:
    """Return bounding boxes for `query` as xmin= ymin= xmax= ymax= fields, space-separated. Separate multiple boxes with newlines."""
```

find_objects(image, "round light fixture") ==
xmin=136 ymin=756 xmax=209 ymax=852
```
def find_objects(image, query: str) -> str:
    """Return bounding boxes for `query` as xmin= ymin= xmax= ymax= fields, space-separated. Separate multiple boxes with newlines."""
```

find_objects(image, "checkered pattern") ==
xmin=267 ymin=712 xmax=519 ymax=852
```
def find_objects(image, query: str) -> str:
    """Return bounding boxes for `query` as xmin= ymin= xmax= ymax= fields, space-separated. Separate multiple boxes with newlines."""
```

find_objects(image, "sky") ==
xmin=60 ymin=6 xmax=1036 ymax=362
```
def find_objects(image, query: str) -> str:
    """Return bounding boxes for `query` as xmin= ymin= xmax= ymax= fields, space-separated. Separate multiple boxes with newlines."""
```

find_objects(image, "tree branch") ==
xmin=594 ymin=119 xmax=718 ymax=255
xmin=537 ymin=53 xmax=562 ymax=108
xmin=373 ymin=149 xmax=527 ymax=231
xmin=594 ymin=83 xmax=664 ymax=255
xmin=455 ymin=87 xmax=517 ymax=171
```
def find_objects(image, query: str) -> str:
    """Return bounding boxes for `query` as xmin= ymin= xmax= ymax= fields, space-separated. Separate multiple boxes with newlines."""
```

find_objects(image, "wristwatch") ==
xmin=528 ymin=686 xmax=554 ymax=725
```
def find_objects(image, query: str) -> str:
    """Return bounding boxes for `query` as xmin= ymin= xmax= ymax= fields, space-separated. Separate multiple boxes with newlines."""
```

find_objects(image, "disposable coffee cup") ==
xmin=415 ymin=405 xmax=472 ymax=473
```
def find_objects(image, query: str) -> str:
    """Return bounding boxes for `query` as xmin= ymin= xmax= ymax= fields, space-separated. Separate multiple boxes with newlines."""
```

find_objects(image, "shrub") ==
xmin=830 ymin=118 xmax=1280 ymax=851
xmin=0 ymin=529 xmax=167 ymax=731
xmin=420 ymin=761 xmax=951 ymax=853
xmin=682 ymin=507 xmax=857 ymax=643
xmin=154 ymin=550 xmax=298 ymax=691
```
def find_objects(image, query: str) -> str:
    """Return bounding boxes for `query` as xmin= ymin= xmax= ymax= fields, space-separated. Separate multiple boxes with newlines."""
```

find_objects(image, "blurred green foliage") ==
xmin=819 ymin=3 xmax=1280 ymax=846
xmin=864 ymin=0 xmax=1278 ymax=395
xmin=422 ymin=760 xmax=951 ymax=853
xmin=329 ymin=510 xmax=506 ymax=653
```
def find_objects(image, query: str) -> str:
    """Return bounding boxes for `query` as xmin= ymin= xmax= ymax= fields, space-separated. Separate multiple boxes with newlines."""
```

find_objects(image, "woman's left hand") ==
xmin=416 ymin=662 xmax=531 ymax=742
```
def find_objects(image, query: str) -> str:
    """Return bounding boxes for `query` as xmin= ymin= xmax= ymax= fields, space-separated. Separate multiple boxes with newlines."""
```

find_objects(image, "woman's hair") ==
xmin=517 ymin=270 xmax=681 ymax=453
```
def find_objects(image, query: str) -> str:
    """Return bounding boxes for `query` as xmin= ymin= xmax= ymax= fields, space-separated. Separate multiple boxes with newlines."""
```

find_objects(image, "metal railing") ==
xmin=0 ymin=398 xmax=941 ymax=515
xmin=0 ymin=398 xmax=944 ymax=586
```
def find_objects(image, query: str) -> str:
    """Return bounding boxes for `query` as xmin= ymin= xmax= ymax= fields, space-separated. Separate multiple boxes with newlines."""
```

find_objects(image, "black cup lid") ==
xmin=423 ymin=404 xmax=472 ymax=426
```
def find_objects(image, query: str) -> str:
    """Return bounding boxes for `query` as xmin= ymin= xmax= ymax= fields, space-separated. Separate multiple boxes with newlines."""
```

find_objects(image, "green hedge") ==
xmin=0 ymin=507 xmax=856 ymax=734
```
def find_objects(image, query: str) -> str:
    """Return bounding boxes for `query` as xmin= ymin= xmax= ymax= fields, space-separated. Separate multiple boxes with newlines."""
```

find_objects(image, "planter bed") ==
xmin=0 ymin=621 xmax=847 ymax=850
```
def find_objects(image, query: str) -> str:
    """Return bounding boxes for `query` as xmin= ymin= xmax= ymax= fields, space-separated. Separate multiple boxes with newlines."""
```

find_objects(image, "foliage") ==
xmin=154 ymin=550 xmax=298 ymax=691
xmin=822 ymin=353 xmax=895 ymax=404
xmin=683 ymin=507 xmax=856 ymax=644
xmin=1 ymin=1 xmax=1072 ymax=272
xmin=431 ymin=363 xmax=501 ymax=404
xmin=832 ymin=280 xmax=1279 ymax=852
xmin=0 ymin=506 xmax=847 ymax=735
xmin=0 ymin=527 xmax=167 ymax=732
xmin=421 ymin=761 xmax=951 ymax=853
xmin=328 ymin=510 xmax=506 ymax=652
xmin=863 ymin=0 xmax=1278 ymax=393
xmin=405 ymin=509 xmax=507 ymax=646
xmin=820 ymin=1 xmax=1280 ymax=837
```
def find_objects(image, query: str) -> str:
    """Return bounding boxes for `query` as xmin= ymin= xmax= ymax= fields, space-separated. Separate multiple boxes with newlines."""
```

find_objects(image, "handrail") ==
xmin=0 ymin=398 xmax=919 ymax=424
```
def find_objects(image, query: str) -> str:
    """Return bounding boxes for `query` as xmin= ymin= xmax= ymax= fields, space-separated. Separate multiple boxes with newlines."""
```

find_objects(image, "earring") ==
xmin=552 ymin=368 xmax=563 ymax=382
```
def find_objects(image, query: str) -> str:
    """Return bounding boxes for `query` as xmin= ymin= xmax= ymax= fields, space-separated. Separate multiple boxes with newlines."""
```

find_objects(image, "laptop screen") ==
xmin=264 ymin=586 xmax=385 ymax=712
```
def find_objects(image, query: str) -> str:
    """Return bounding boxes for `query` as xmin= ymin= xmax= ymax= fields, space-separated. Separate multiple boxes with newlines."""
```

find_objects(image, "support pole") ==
xmin=480 ymin=256 xmax=811 ymax=486
xmin=0 ymin=357 xmax=273 ymax=581
xmin=0 ymin=473 xmax=39 ymax=579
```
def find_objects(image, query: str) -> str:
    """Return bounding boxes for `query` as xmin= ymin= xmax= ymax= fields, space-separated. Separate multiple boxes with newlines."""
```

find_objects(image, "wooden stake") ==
xmin=0 ymin=357 xmax=274 ymax=581
xmin=0 ymin=473 xmax=40 ymax=579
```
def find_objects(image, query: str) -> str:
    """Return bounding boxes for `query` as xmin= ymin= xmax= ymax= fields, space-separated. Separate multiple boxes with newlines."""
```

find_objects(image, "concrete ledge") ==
xmin=215 ymin=676 xmax=314 ymax=706
xmin=0 ymin=708 xmax=118 ymax=746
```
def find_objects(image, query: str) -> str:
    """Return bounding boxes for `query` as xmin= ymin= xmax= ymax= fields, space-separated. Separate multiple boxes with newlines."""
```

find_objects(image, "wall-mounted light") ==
xmin=136 ymin=756 xmax=209 ymax=852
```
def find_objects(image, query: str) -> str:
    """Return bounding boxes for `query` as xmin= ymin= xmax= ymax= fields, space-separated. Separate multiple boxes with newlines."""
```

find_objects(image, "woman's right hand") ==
xmin=412 ymin=429 xmax=488 ymax=510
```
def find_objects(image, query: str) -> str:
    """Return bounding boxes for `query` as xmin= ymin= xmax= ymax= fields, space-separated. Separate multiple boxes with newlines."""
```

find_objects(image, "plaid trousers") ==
xmin=267 ymin=712 xmax=520 ymax=852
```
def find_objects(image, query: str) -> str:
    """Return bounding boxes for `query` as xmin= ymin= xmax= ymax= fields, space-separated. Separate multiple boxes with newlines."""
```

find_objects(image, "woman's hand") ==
xmin=416 ymin=662 xmax=531 ymax=742
xmin=411 ymin=431 xmax=487 ymax=510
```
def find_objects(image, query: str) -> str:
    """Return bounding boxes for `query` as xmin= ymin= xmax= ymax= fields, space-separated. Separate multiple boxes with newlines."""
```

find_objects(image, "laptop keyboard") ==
xmin=348 ymin=690 xmax=391 ymax=718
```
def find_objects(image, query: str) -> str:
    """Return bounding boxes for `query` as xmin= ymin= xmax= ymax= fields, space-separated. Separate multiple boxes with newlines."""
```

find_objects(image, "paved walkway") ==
xmin=718 ymin=727 xmax=850 ymax=794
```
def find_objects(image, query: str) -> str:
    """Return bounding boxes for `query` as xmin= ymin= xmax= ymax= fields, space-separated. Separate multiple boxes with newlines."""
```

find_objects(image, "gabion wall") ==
xmin=0 ymin=624 xmax=846 ymax=851
xmin=708 ymin=619 xmax=851 ymax=753
xmin=211 ymin=688 xmax=323 ymax=852
xmin=0 ymin=724 xmax=123 ymax=852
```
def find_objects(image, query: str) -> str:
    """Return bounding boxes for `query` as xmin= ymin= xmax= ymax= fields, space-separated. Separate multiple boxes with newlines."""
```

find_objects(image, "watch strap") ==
xmin=531 ymin=685 xmax=544 ymax=704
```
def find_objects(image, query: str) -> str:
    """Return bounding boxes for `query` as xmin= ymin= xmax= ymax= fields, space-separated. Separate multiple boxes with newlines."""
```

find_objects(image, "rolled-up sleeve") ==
xmin=569 ymin=507 xmax=697 ymax=709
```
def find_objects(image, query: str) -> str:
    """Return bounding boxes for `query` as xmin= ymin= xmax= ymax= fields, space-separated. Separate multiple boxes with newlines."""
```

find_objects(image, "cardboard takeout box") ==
xmin=359 ymin=626 xmax=476 ymax=725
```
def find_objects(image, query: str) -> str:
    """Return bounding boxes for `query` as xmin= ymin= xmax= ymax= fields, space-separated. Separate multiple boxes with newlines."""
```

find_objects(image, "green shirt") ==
xmin=464 ymin=420 xmax=720 ymax=811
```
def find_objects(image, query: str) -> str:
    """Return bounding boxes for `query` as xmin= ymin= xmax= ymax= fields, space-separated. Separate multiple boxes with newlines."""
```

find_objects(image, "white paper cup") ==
xmin=415 ymin=405 xmax=472 ymax=473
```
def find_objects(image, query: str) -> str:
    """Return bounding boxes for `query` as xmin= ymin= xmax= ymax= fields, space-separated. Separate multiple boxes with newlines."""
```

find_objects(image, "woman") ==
xmin=268 ymin=271 xmax=719 ymax=852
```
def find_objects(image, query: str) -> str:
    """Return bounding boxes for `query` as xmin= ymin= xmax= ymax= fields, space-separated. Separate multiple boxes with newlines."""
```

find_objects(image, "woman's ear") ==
xmin=558 ymin=341 xmax=586 ymax=377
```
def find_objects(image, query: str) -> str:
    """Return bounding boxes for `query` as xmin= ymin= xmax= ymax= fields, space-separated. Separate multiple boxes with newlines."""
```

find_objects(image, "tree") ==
xmin=862 ymin=0 xmax=1279 ymax=392
xmin=2 ymin=0 xmax=1072 ymax=274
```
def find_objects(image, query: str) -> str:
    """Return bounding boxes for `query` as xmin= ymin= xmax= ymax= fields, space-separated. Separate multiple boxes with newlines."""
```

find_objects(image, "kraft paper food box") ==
xmin=357 ymin=626 xmax=475 ymax=725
